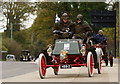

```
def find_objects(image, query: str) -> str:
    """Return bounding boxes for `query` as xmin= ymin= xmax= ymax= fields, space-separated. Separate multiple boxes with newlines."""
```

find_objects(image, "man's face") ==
xmin=77 ymin=19 xmax=82 ymax=23
xmin=63 ymin=19 xmax=68 ymax=23
xmin=99 ymin=32 xmax=103 ymax=36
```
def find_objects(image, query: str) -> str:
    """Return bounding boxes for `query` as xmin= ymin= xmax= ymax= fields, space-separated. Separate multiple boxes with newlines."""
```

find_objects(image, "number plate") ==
xmin=60 ymin=64 xmax=72 ymax=69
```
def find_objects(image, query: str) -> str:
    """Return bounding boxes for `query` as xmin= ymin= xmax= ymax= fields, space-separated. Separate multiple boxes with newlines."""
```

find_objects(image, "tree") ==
xmin=2 ymin=2 xmax=36 ymax=37
xmin=113 ymin=2 xmax=119 ymax=56
xmin=29 ymin=7 xmax=55 ymax=57
xmin=38 ymin=2 xmax=108 ymax=22
xmin=102 ymin=28 xmax=115 ymax=51
xmin=13 ymin=29 xmax=29 ymax=45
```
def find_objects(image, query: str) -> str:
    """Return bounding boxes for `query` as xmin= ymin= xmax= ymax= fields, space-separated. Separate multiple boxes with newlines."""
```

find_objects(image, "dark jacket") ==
xmin=94 ymin=34 xmax=107 ymax=44
xmin=53 ymin=20 xmax=75 ymax=39
xmin=74 ymin=21 xmax=93 ymax=39
xmin=74 ymin=21 xmax=92 ymax=34
xmin=53 ymin=20 xmax=75 ymax=34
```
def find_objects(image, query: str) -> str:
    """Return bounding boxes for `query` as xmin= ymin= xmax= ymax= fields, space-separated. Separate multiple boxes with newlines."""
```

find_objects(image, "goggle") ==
xmin=77 ymin=18 xmax=82 ymax=21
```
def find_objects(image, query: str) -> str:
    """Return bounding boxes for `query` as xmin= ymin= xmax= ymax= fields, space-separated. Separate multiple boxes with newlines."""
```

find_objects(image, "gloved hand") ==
xmin=86 ymin=31 xmax=92 ymax=37
xmin=62 ymin=32 xmax=69 ymax=38
xmin=81 ymin=33 xmax=87 ymax=39
xmin=54 ymin=34 xmax=60 ymax=39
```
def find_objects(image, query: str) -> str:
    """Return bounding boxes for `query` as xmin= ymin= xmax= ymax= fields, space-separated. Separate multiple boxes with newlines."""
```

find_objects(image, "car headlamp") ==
xmin=80 ymin=45 xmax=86 ymax=56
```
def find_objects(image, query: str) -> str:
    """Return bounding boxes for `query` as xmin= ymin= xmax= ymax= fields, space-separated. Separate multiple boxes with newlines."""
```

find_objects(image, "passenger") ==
xmin=53 ymin=13 xmax=75 ymax=39
xmin=73 ymin=14 xmax=93 ymax=43
xmin=73 ymin=14 xmax=98 ymax=68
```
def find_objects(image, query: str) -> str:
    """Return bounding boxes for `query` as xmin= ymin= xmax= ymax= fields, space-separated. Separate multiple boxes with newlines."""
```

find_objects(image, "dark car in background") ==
xmin=20 ymin=50 xmax=32 ymax=61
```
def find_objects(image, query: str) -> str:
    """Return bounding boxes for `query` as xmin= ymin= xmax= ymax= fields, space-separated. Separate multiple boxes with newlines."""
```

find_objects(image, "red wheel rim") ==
xmin=55 ymin=67 xmax=59 ymax=72
xmin=40 ymin=56 xmax=46 ymax=76
xmin=90 ymin=54 xmax=94 ymax=75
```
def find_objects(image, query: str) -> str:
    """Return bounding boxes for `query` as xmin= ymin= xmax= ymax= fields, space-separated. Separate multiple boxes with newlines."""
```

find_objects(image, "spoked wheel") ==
xmin=53 ymin=67 xmax=59 ymax=75
xmin=104 ymin=53 xmax=108 ymax=66
xmin=38 ymin=53 xmax=47 ymax=79
xmin=87 ymin=52 xmax=94 ymax=77
xmin=96 ymin=48 xmax=103 ymax=74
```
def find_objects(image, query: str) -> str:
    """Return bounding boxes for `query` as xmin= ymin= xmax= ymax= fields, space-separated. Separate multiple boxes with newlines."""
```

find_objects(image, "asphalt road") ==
xmin=1 ymin=59 xmax=119 ymax=82
xmin=2 ymin=61 xmax=38 ymax=79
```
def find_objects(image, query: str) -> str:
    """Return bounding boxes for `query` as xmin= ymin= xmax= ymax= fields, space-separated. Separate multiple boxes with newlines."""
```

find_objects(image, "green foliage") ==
xmin=13 ymin=29 xmax=30 ymax=45
xmin=29 ymin=8 xmax=55 ymax=57
xmin=38 ymin=2 xmax=108 ymax=22
xmin=102 ymin=28 xmax=115 ymax=52
xmin=31 ymin=9 xmax=55 ymax=43
xmin=116 ymin=3 xmax=119 ymax=57
xmin=2 ymin=45 xmax=8 ymax=51
xmin=78 ymin=2 xmax=107 ymax=22
xmin=2 ymin=38 xmax=22 ymax=60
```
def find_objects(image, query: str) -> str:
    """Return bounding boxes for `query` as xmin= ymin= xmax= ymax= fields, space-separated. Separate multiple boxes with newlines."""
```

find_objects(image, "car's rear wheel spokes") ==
xmin=90 ymin=55 xmax=94 ymax=75
xmin=41 ymin=57 xmax=46 ymax=76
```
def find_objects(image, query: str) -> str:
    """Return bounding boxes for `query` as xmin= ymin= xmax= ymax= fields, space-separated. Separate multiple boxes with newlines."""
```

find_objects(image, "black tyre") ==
xmin=105 ymin=60 xmax=108 ymax=66
xmin=53 ymin=67 xmax=59 ymax=75
xmin=110 ymin=58 xmax=113 ymax=67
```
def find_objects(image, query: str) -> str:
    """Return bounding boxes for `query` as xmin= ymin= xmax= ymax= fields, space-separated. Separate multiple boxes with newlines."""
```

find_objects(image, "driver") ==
xmin=53 ymin=13 xmax=75 ymax=39
xmin=94 ymin=30 xmax=107 ymax=45
xmin=94 ymin=30 xmax=107 ymax=55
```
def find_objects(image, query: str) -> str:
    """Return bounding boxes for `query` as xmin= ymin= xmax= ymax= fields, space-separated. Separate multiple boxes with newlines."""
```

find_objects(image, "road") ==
xmin=1 ymin=59 xmax=119 ymax=82
xmin=1 ymin=61 xmax=38 ymax=79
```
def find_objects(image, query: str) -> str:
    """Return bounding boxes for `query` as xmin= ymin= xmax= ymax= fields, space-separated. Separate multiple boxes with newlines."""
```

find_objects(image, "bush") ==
xmin=2 ymin=38 xmax=22 ymax=60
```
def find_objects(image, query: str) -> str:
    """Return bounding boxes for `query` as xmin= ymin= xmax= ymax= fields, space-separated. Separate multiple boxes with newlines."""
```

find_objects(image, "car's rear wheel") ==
xmin=98 ymin=56 xmax=102 ymax=74
xmin=87 ymin=52 xmax=94 ymax=77
xmin=105 ymin=59 xmax=108 ymax=66
xmin=53 ymin=67 xmax=59 ymax=75
xmin=96 ymin=48 xmax=102 ymax=74
xmin=110 ymin=58 xmax=113 ymax=67
xmin=109 ymin=52 xmax=113 ymax=67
